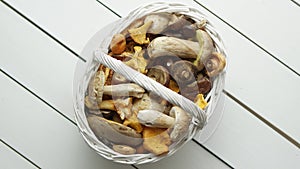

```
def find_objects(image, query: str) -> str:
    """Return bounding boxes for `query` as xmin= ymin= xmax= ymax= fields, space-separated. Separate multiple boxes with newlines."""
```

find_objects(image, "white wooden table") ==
xmin=1 ymin=0 xmax=299 ymax=168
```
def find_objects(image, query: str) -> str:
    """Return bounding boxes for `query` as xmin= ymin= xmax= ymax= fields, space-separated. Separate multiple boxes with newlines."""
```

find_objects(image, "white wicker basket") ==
xmin=73 ymin=2 xmax=227 ymax=164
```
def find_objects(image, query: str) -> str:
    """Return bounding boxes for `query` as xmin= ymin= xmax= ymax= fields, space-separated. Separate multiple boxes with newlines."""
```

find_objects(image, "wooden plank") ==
xmin=194 ymin=0 xmax=300 ymax=74
xmin=99 ymin=0 xmax=300 ymax=143
xmin=0 ymin=2 xmax=76 ymax=120
xmin=0 ymin=3 xmax=229 ymax=168
xmin=0 ymin=75 xmax=134 ymax=169
xmin=292 ymin=0 xmax=300 ymax=6
xmin=138 ymin=141 xmax=230 ymax=169
xmin=0 ymin=141 xmax=38 ymax=169
xmin=195 ymin=97 xmax=300 ymax=169
xmin=0 ymin=75 xmax=231 ymax=169
xmin=1 ymin=0 xmax=298 ymax=168
xmin=5 ymin=0 xmax=118 ymax=58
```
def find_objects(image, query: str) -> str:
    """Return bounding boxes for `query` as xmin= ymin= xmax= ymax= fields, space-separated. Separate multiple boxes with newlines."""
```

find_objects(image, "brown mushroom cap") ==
xmin=203 ymin=52 xmax=226 ymax=77
xmin=197 ymin=76 xmax=212 ymax=94
xmin=147 ymin=65 xmax=170 ymax=86
xmin=162 ymin=17 xmax=196 ymax=39
xmin=146 ymin=55 xmax=181 ymax=71
xmin=170 ymin=60 xmax=198 ymax=85
xmin=180 ymin=81 xmax=199 ymax=101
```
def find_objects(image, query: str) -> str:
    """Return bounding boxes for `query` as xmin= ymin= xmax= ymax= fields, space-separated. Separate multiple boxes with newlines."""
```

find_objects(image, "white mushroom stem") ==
xmin=103 ymin=83 xmax=145 ymax=98
xmin=194 ymin=29 xmax=214 ymax=69
xmin=147 ymin=31 xmax=214 ymax=69
xmin=137 ymin=110 xmax=175 ymax=128
xmin=147 ymin=36 xmax=200 ymax=59
xmin=169 ymin=106 xmax=191 ymax=142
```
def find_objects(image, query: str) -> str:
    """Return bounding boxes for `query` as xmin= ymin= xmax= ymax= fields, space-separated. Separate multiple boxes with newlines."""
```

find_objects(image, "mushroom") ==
xmin=113 ymin=145 xmax=136 ymax=155
xmin=146 ymin=55 xmax=181 ymax=71
xmin=142 ymin=127 xmax=171 ymax=155
xmin=194 ymin=94 xmax=208 ymax=109
xmin=114 ymin=97 xmax=133 ymax=120
xmin=195 ymin=19 xmax=207 ymax=30
xmin=197 ymin=75 xmax=212 ymax=94
xmin=162 ymin=17 xmax=196 ymax=39
xmin=103 ymin=83 xmax=145 ymax=98
xmin=88 ymin=70 xmax=106 ymax=103
xmin=123 ymin=113 xmax=144 ymax=133
xmin=128 ymin=21 xmax=153 ymax=44
xmin=203 ymin=52 xmax=226 ymax=77
xmin=179 ymin=74 xmax=212 ymax=101
xmin=170 ymin=60 xmax=198 ymax=85
xmin=147 ymin=36 xmax=200 ymax=59
xmin=132 ymin=93 xmax=166 ymax=114
xmin=89 ymin=110 xmax=114 ymax=119
xmin=87 ymin=115 xmax=142 ymax=146
xmin=120 ymin=17 xmax=145 ymax=35
xmin=146 ymin=65 xmax=170 ymax=86
xmin=111 ymin=73 xmax=129 ymax=85
xmin=124 ymin=46 xmax=147 ymax=74
xmin=99 ymin=100 xmax=116 ymax=111
xmin=168 ymin=79 xmax=180 ymax=93
xmin=147 ymin=30 xmax=215 ymax=70
xmin=180 ymin=81 xmax=200 ymax=101
xmin=166 ymin=13 xmax=180 ymax=24
xmin=169 ymin=106 xmax=191 ymax=142
xmin=163 ymin=17 xmax=191 ymax=32
xmin=84 ymin=96 xmax=116 ymax=111
xmin=144 ymin=13 xmax=170 ymax=34
xmin=137 ymin=109 xmax=175 ymax=128
xmin=194 ymin=29 xmax=214 ymax=69
xmin=110 ymin=34 xmax=126 ymax=54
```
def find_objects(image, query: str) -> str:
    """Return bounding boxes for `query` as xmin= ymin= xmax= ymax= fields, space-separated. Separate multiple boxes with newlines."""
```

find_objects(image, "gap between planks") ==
xmin=193 ymin=0 xmax=300 ymax=77
xmin=94 ymin=0 xmax=300 ymax=149
xmin=0 ymin=139 xmax=41 ymax=169
xmin=223 ymin=90 xmax=300 ymax=149
xmin=291 ymin=0 xmax=300 ymax=7
xmin=0 ymin=68 xmax=234 ymax=169
xmin=1 ymin=0 xmax=86 ymax=63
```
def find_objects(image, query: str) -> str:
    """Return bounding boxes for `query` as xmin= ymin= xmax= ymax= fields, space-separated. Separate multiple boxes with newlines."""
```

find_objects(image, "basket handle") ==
xmin=94 ymin=50 xmax=207 ymax=129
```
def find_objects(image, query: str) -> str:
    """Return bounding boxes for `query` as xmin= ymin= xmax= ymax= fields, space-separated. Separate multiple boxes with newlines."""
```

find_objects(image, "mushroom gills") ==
xmin=203 ymin=52 xmax=226 ymax=77
xmin=147 ymin=65 xmax=170 ymax=86
xmin=169 ymin=106 xmax=192 ymax=142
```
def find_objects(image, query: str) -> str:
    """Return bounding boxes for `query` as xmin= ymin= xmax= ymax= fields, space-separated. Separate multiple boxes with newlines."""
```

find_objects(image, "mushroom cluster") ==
xmin=85 ymin=12 xmax=226 ymax=156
